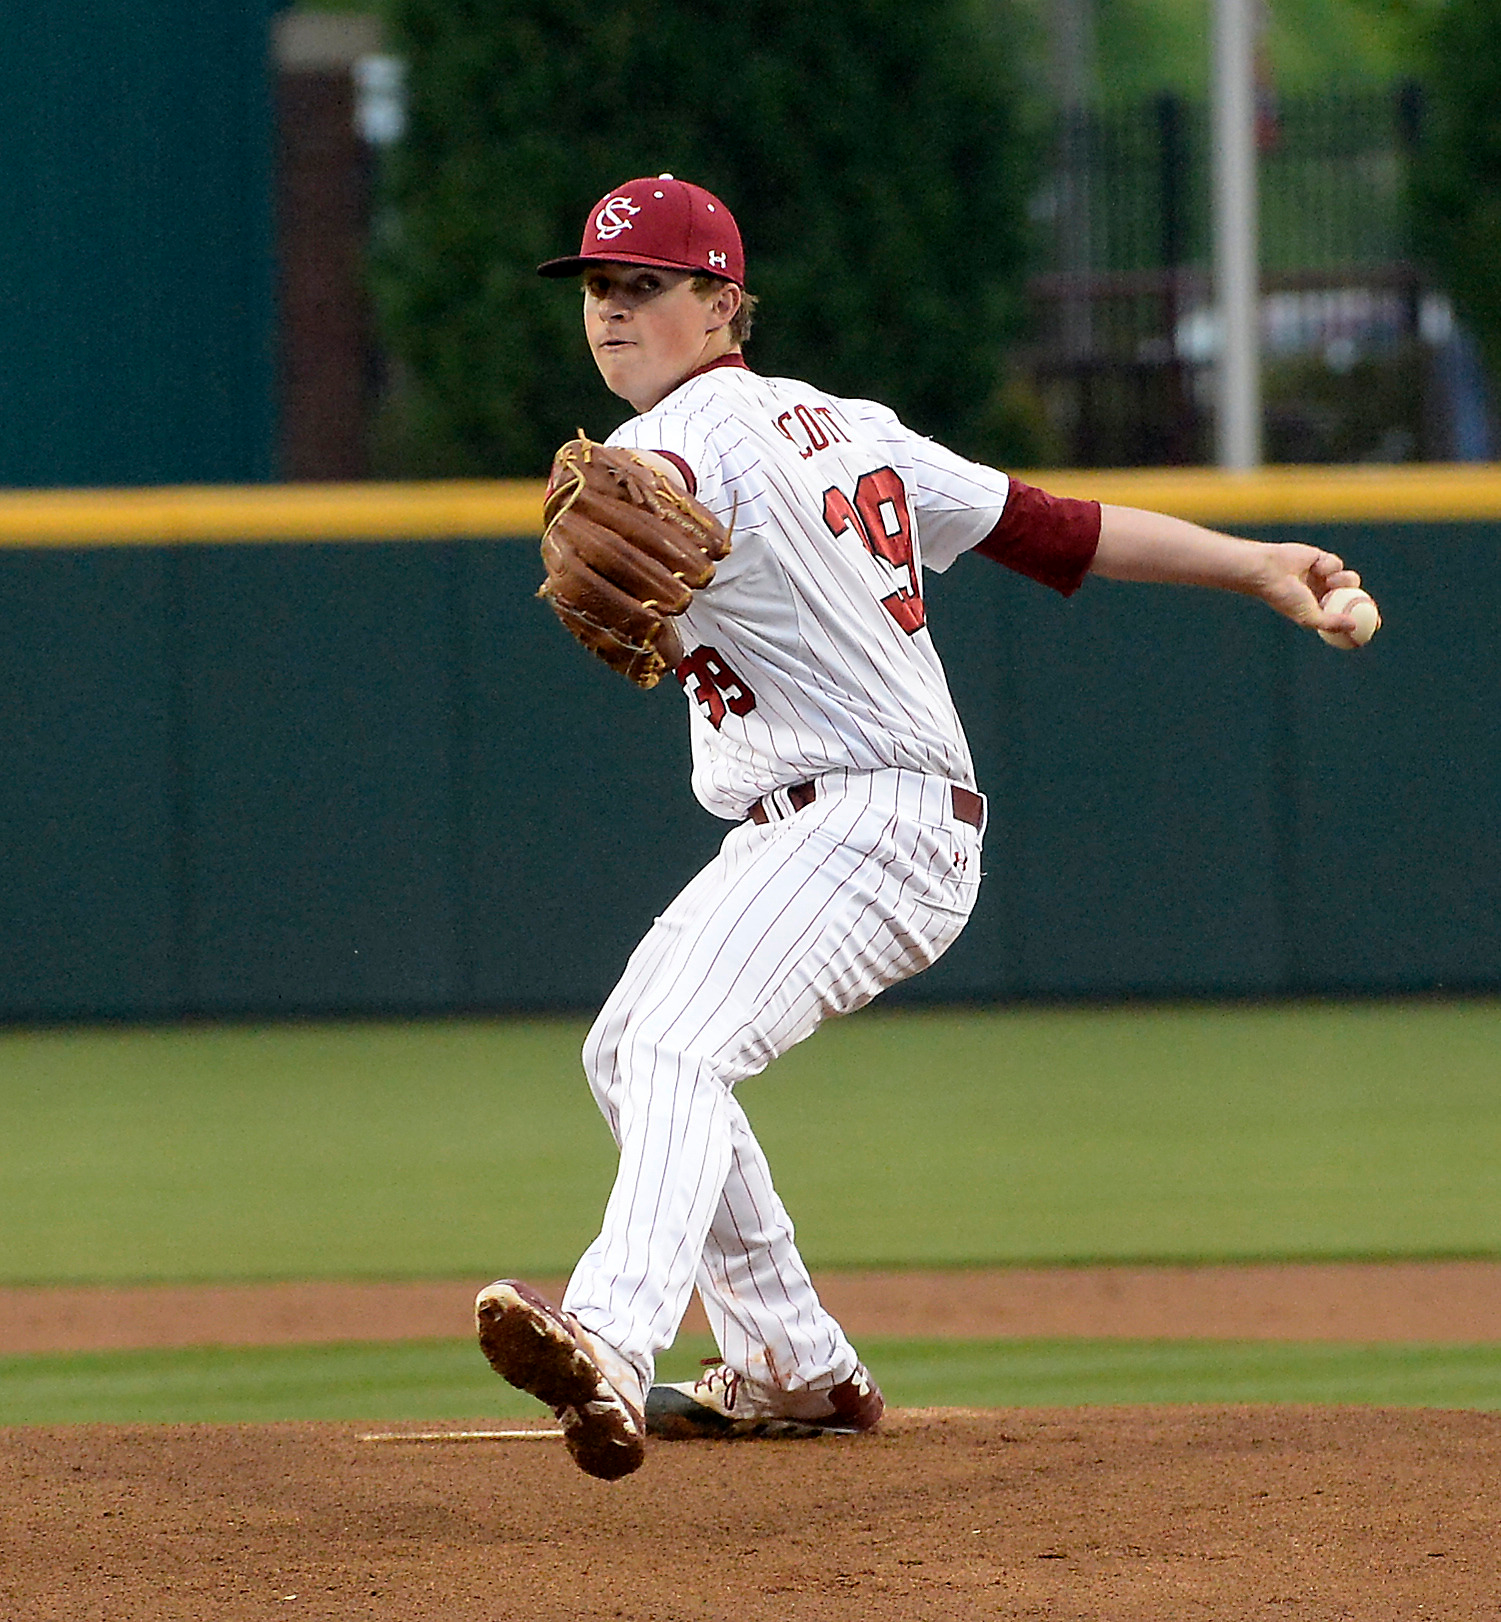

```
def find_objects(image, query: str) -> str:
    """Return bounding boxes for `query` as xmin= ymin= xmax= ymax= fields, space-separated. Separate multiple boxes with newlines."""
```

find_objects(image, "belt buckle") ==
xmin=749 ymin=780 xmax=817 ymax=826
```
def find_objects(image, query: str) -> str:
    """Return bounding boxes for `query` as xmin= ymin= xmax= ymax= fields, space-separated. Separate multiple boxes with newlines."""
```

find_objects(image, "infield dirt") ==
xmin=6 ymin=1406 xmax=1499 ymax=1620
xmin=7 ymin=1264 xmax=1501 ymax=1619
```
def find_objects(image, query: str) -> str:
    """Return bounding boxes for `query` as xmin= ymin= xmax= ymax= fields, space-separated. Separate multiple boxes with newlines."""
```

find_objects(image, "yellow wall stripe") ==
xmin=0 ymin=481 xmax=545 ymax=546
xmin=1 ymin=464 xmax=1500 ymax=547
xmin=1030 ymin=463 xmax=1501 ymax=524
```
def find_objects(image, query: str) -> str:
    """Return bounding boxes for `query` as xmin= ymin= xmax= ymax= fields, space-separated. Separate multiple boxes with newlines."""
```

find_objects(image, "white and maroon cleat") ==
xmin=645 ymin=1359 xmax=884 ymax=1440
xmin=475 ymin=1280 xmax=646 ymax=1480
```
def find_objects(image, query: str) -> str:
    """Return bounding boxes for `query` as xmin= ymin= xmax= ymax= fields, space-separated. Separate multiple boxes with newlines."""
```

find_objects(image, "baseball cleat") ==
xmin=645 ymin=1359 xmax=883 ymax=1440
xmin=475 ymin=1280 xmax=646 ymax=1480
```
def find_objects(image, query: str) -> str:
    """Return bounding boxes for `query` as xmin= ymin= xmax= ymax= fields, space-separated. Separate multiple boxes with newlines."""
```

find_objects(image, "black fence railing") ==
xmin=1021 ymin=85 xmax=1491 ymax=466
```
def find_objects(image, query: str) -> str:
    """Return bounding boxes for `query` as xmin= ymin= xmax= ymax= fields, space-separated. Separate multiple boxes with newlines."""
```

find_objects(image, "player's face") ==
xmin=582 ymin=265 xmax=736 ymax=411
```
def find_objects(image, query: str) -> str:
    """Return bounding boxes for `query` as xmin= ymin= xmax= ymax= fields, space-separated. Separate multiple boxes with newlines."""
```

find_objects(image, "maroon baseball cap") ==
xmin=538 ymin=174 xmax=745 ymax=286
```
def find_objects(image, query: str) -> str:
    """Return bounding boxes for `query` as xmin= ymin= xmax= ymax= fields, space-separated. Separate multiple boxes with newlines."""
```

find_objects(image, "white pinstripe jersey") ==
xmin=607 ymin=360 xmax=1011 ymax=821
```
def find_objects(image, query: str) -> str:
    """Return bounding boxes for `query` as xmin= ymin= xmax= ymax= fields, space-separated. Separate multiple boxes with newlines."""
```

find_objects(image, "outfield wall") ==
xmin=1 ymin=469 xmax=1496 ymax=1019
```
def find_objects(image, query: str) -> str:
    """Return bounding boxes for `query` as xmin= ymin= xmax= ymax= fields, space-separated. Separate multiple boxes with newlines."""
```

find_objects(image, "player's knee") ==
xmin=585 ymin=1013 xmax=725 ymax=1105
xmin=581 ymin=1013 xmax=669 ymax=1107
xmin=580 ymin=1014 xmax=621 ymax=1111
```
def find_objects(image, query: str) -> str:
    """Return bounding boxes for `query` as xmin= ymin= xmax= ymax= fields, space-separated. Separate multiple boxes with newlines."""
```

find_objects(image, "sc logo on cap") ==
xmin=594 ymin=196 xmax=641 ymax=240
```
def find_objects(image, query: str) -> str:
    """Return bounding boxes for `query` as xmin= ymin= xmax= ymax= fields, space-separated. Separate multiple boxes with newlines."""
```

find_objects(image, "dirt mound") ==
xmin=6 ymin=1406 xmax=1498 ymax=1620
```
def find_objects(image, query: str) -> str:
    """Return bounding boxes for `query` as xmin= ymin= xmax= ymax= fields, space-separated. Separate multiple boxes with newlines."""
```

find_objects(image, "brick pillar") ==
xmin=274 ymin=14 xmax=384 ymax=481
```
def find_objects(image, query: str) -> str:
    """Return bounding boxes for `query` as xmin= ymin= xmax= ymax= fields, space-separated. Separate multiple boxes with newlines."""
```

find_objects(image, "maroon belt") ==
xmin=748 ymin=781 xmax=983 ymax=829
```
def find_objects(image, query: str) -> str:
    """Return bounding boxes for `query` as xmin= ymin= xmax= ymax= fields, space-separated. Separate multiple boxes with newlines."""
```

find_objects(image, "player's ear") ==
xmin=708 ymin=282 xmax=742 ymax=332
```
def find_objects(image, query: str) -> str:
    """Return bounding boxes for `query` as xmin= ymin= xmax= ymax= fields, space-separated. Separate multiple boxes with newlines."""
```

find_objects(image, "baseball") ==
xmin=1317 ymin=586 xmax=1381 ymax=649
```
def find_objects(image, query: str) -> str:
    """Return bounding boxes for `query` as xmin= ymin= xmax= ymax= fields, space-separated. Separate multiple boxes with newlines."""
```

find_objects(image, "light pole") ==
xmin=1213 ymin=0 xmax=1262 ymax=468
xmin=1052 ymin=0 xmax=1096 ymax=363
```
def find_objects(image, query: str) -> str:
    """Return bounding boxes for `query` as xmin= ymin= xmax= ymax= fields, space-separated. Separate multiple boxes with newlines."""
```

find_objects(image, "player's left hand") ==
xmin=1256 ymin=543 xmax=1364 ymax=635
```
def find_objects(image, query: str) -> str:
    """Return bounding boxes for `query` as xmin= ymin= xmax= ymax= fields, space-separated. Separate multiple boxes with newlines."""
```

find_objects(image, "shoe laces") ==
xmin=694 ymin=1357 xmax=741 ymax=1410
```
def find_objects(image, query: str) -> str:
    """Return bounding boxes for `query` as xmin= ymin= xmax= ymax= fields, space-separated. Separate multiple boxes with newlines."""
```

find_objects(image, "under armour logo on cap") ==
xmin=537 ymin=175 xmax=746 ymax=287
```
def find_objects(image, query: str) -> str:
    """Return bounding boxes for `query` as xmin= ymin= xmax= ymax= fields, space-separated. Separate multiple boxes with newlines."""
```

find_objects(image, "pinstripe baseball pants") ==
xmin=562 ymin=768 xmax=984 ymax=1399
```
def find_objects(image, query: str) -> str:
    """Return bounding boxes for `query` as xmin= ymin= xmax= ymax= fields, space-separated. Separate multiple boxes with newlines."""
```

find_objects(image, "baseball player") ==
xmin=476 ymin=176 xmax=1369 ymax=1480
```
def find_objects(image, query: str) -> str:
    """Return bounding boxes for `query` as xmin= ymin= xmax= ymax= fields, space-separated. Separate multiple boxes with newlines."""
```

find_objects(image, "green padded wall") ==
xmin=178 ymin=543 xmax=461 ymax=1013
xmin=0 ymin=523 xmax=1494 ymax=1019
xmin=1278 ymin=524 xmax=1501 ymax=991
xmin=0 ymin=550 xmax=181 ymax=1017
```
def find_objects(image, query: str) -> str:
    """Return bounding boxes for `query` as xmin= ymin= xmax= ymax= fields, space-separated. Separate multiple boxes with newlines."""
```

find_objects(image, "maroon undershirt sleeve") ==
xmin=972 ymin=479 xmax=1101 ymax=597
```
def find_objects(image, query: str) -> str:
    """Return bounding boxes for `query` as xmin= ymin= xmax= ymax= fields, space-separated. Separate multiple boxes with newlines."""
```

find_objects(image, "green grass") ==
xmin=2 ymin=1020 xmax=616 ymax=1284
xmin=3 ymin=1001 xmax=1499 ymax=1283
xmin=0 ymin=1341 xmax=548 ymax=1426
xmin=8 ymin=1336 xmax=1501 ymax=1426
xmin=869 ymin=1337 xmax=1501 ymax=1410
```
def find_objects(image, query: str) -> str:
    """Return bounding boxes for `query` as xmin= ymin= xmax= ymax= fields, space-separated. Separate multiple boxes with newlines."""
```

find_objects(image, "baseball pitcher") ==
xmin=475 ymin=176 xmax=1370 ymax=1480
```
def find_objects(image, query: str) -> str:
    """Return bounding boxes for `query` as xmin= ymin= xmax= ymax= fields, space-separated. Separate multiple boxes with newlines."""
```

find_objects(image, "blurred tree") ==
xmin=372 ymin=0 xmax=1045 ymax=475
xmin=1410 ymin=0 xmax=1501 ymax=391
xmin=1018 ymin=0 xmax=1407 ymax=107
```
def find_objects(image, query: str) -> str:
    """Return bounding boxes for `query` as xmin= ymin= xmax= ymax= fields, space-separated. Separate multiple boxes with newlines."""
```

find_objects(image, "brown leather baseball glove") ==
xmin=538 ymin=435 xmax=732 ymax=689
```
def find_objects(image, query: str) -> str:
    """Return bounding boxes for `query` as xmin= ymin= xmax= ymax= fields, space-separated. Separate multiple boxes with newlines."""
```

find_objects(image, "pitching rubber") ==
xmin=358 ymin=1429 xmax=565 ymax=1443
